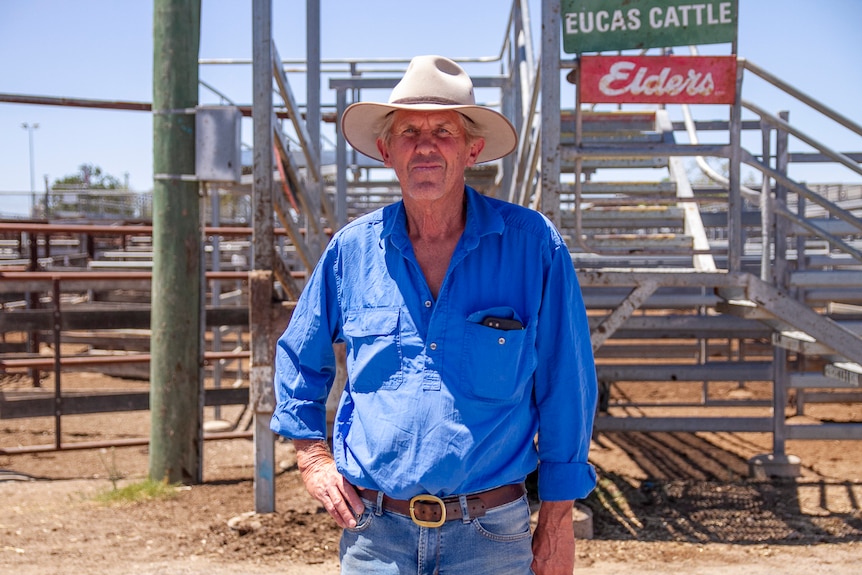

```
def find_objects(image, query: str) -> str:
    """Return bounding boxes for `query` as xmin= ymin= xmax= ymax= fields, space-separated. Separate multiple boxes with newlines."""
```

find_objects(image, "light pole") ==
xmin=21 ymin=122 xmax=39 ymax=216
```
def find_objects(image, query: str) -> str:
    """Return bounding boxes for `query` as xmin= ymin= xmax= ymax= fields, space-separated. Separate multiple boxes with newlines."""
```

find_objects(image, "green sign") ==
xmin=561 ymin=0 xmax=738 ymax=54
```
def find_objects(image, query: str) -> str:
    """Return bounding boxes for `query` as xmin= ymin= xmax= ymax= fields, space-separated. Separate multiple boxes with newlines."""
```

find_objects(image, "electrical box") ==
xmin=196 ymin=106 xmax=242 ymax=183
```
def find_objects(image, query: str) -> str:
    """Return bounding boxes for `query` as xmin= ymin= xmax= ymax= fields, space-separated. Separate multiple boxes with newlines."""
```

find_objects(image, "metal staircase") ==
xmin=561 ymin=110 xmax=697 ymax=262
xmin=532 ymin=9 xmax=862 ymax=464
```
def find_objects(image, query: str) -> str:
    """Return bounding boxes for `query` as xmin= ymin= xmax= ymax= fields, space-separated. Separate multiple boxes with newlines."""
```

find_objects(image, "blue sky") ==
xmin=1 ymin=0 xmax=860 ymax=217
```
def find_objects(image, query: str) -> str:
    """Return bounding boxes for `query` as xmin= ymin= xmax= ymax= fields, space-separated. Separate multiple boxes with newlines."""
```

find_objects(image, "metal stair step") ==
xmin=828 ymin=302 xmax=862 ymax=317
xmin=790 ymin=218 xmax=862 ymax=236
xmin=583 ymin=205 xmax=684 ymax=218
xmin=561 ymin=110 xmax=657 ymax=133
xmin=561 ymin=181 xmax=677 ymax=196
xmin=562 ymin=154 xmax=669 ymax=170
xmin=563 ymin=206 xmax=685 ymax=229
xmin=824 ymin=362 xmax=862 ymax=387
xmin=578 ymin=289 xmax=722 ymax=308
xmin=716 ymin=299 xmax=777 ymax=320
xmin=790 ymin=270 xmax=862 ymax=288
xmin=585 ymin=233 xmax=693 ymax=249
xmin=790 ymin=369 xmax=861 ymax=389
xmin=772 ymin=330 xmax=835 ymax=356
xmin=562 ymin=132 xmax=665 ymax=145
xmin=597 ymin=361 xmax=772 ymax=382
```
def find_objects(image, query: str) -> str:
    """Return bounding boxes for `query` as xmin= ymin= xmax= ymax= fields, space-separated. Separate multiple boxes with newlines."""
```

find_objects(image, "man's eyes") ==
xmin=398 ymin=127 xmax=454 ymax=136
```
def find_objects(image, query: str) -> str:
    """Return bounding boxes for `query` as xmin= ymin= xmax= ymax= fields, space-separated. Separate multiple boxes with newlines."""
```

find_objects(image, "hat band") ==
xmin=390 ymin=96 xmax=469 ymax=106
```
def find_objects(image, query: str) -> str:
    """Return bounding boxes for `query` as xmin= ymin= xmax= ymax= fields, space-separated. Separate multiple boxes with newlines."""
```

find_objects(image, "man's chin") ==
xmin=402 ymin=180 xmax=447 ymax=200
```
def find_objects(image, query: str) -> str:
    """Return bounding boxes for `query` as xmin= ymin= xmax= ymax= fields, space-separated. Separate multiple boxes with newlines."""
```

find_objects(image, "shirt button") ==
xmin=424 ymin=300 xmax=432 ymax=308
xmin=430 ymin=342 xmax=438 ymax=351
xmin=498 ymin=337 xmax=506 ymax=345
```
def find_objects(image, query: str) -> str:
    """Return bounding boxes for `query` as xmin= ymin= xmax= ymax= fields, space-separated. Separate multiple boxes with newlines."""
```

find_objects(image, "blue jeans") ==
xmin=339 ymin=491 xmax=534 ymax=575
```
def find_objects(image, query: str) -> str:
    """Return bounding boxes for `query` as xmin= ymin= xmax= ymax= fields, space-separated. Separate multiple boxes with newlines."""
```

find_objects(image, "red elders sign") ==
xmin=579 ymin=55 xmax=737 ymax=104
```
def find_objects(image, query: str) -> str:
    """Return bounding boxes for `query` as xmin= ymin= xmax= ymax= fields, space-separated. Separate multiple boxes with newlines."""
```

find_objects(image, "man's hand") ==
xmin=293 ymin=439 xmax=365 ymax=528
xmin=531 ymin=500 xmax=576 ymax=575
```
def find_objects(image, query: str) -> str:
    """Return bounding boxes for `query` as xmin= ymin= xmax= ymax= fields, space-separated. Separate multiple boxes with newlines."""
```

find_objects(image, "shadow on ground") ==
xmin=583 ymin=432 xmax=862 ymax=545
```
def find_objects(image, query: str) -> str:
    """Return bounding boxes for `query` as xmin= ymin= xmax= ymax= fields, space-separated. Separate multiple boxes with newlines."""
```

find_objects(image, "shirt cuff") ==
xmin=538 ymin=461 xmax=597 ymax=501
xmin=270 ymin=399 xmax=327 ymax=441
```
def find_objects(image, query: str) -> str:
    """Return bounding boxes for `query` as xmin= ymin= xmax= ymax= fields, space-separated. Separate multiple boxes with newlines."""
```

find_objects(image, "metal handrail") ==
xmin=742 ymin=99 xmax=862 ymax=179
xmin=740 ymin=150 xmax=862 ymax=235
xmin=739 ymin=149 xmax=862 ymax=266
xmin=742 ymin=58 xmax=862 ymax=139
xmin=271 ymin=42 xmax=323 ymax=186
xmin=508 ymin=61 xmax=542 ymax=206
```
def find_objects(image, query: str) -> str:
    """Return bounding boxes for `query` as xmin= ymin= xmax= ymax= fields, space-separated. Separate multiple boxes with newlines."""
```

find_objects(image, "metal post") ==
xmin=306 ymin=0 xmax=321 ymax=158
xmin=774 ymin=111 xmax=804 ymax=415
xmin=23 ymin=127 xmax=41 ymax=387
xmin=149 ymin=0 xmax=203 ymax=485
xmin=500 ymin=64 xmax=515 ymax=200
xmin=52 ymin=278 xmax=62 ymax=450
xmin=43 ymin=175 xmax=51 ymax=218
xmin=511 ymin=13 xmax=523 ymax=137
xmin=211 ymin=185 xmax=223 ymax=421
xmin=335 ymin=88 xmax=348 ymax=228
xmin=727 ymin=62 xmax=745 ymax=272
xmin=540 ymin=0 xmax=562 ymax=226
xmin=772 ymin=346 xmax=788 ymax=457
xmin=774 ymin=112 xmax=790 ymax=290
xmin=306 ymin=0 xmax=325 ymax=251
xmin=749 ymin=111 xmax=800 ymax=479
xmin=759 ymin=122 xmax=772 ymax=283
xmin=251 ymin=0 xmax=276 ymax=514
xmin=21 ymin=122 xmax=39 ymax=216
xmin=24 ymin=230 xmax=41 ymax=388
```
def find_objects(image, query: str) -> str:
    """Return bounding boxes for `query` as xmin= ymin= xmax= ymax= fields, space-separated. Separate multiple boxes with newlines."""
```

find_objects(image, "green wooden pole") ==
xmin=149 ymin=0 xmax=203 ymax=484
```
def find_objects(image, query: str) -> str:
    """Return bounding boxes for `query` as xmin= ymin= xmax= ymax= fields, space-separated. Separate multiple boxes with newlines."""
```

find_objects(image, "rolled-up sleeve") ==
xmin=533 ymin=241 xmax=598 ymax=501
xmin=270 ymin=249 xmax=340 ymax=441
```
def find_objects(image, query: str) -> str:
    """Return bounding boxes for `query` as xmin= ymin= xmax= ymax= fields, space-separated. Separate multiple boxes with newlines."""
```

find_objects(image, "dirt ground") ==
xmin=1 ymin=372 xmax=861 ymax=574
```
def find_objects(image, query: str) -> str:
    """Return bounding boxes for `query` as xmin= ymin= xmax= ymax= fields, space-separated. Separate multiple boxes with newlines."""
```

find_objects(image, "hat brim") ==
xmin=341 ymin=101 xmax=518 ymax=164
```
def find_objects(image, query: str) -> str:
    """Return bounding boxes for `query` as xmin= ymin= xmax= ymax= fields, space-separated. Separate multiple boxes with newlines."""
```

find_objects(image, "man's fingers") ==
xmin=325 ymin=484 xmax=359 ymax=528
xmin=340 ymin=479 xmax=365 ymax=517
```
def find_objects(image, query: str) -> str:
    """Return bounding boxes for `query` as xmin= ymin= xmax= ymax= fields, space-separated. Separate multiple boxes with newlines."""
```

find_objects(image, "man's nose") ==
xmin=414 ymin=130 xmax=437 ymax=150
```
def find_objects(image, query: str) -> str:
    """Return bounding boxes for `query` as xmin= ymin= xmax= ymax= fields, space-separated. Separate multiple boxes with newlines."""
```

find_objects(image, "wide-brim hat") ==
xmin=340 ymin=55 xmax=518 ymax=164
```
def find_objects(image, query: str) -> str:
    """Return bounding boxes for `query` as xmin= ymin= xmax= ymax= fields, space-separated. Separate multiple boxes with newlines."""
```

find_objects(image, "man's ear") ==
xmin=376 ymin=139 xmax=390 ymax=167
xmin=466 ymin=138 xmax=486 ymax=167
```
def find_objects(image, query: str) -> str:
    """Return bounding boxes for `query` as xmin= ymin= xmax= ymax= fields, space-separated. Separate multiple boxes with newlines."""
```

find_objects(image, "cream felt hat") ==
xmin=340 ymin=55 xmax=518 ymax=164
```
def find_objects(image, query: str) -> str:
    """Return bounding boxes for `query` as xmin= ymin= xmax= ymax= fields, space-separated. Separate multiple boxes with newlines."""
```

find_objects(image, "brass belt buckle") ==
xmin=409 ymin=494 xmax=446 ymax=528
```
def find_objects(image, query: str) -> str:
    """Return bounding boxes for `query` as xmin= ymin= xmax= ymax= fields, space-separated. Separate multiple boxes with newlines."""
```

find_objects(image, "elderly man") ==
xmin=271 ymin=55 xmax=597 ymax=575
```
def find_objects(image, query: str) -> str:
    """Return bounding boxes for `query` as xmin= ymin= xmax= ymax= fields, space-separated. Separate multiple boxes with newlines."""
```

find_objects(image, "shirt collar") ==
xmin=381 ymin=186 xmax=505 ymax=251
xmin=462 ymin=186 xmax=505 ymax=248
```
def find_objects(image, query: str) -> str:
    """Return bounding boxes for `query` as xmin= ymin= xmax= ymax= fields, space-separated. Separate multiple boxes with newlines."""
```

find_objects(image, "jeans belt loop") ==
xmin=374 ymin=490 xmax=385 ymax=517
xmin=458 ymin=494 xmax=471 ymax=524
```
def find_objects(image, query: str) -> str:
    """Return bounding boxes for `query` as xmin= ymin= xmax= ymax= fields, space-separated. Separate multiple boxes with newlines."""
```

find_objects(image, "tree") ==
xmin=52 ymin=163 xmax=124 ymax=189
xmin=50 ymin=164 xmax=137 ymax=219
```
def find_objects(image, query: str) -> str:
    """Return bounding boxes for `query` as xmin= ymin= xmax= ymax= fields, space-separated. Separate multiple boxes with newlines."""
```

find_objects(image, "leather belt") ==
xmin=356 ymin=483 xmax=526 ymax=528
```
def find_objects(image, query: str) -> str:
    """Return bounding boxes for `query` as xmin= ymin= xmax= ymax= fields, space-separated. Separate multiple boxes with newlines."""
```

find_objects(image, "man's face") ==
xmin=376 ymin=109 xmax=485 ymax=204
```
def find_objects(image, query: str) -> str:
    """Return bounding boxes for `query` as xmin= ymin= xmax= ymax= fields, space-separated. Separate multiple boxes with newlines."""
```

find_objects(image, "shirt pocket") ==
xmin=342 ymin=308 xmax=403 ymax=392
xmin=460 ymin=308 xmax=533 ymax=403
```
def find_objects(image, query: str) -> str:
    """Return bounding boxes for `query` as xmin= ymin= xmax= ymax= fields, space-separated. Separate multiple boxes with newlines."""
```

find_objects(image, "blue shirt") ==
xmin=271 ymin=186 xmax=597 ymax=501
